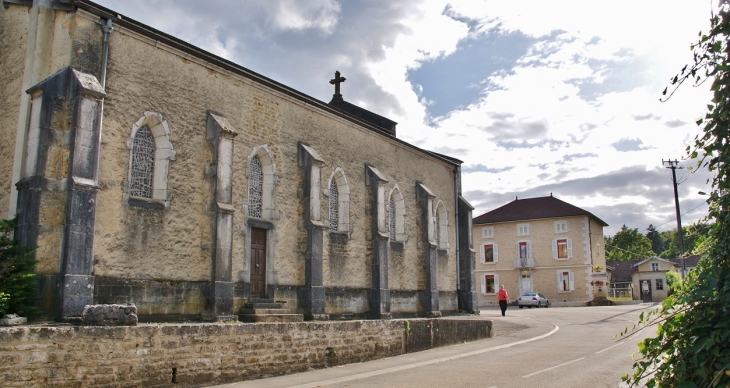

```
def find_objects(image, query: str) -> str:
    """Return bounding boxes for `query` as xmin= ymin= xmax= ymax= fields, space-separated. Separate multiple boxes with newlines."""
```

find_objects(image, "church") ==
xmin=0 ymin=0 xmax=479 ymax=321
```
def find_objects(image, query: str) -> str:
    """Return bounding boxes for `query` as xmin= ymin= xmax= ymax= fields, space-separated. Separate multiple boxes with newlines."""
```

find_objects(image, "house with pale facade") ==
xmin=473 ymin=195 xmax=608 ymax=307
xmin=607 ymin=255 xmax=699 ymax=302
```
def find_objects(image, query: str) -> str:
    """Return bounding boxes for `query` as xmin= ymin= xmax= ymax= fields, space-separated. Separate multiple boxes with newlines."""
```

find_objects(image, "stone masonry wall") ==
xmin=0 ymin=318 xmax=492 ymax=387
xmin=0 ymin=5 xmax=29 ymax=216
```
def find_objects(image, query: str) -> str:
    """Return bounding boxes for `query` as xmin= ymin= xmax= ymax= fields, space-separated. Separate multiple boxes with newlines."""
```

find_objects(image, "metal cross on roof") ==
xmin=330 ymin=70 xmax=346 ymax=96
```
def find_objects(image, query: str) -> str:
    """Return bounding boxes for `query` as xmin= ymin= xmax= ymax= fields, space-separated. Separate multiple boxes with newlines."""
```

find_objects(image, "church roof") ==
xmin=72 ymin=0 xmax=458 ymax=167
xmin=472 ymin=195 xmax=608 ymax=226
xmin=329 ymin=96 xmax=397 ymax=136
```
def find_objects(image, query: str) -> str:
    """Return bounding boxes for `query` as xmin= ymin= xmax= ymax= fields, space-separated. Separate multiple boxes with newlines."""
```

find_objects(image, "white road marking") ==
xmin=522 ymin=357 xmax=585 ymax=378
xmin=283 ymin=325 xmax=560 ymax=388
xmin=596 ymin=342 xmax=623 ymax=354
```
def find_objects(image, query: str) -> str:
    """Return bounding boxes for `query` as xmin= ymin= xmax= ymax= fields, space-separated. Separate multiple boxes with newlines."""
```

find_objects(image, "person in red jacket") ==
xmin=497 ymin=285 xmax=509 ymax=317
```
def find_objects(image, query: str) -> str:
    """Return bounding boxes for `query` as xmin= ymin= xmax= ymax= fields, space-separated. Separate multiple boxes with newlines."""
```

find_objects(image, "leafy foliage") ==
xmin=605 ymin=225 xmax=655 ymax=261
xmin=646 ymin=224 xmax=664 ymax=256
xmin=0 ymin=218 xmax=38 ymax=316
xmin=621 ymin=2 xmax=730 ymax=386
xmin=656 ymin=222 xmax=711 ymax=258
xmin=665 ymin=271 xmax=681 ymax=294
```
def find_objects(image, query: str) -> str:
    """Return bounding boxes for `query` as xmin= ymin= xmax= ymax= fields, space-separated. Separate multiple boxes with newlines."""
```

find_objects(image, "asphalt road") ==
xmin=213 ymin=303 xmax=657 ymax=388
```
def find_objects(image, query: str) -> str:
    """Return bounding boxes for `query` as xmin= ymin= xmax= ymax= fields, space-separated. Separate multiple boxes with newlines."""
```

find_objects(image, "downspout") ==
xmin=454 ymin=166 xmax=460 ymax=292
xmin=95 ymin=18 xmax=112 ymax=182
xmin=100 ymin=18 xmax=113 ymax=88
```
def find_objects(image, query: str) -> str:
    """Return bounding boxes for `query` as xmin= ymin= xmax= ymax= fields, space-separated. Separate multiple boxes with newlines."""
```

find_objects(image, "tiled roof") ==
xmin=473 ymin=195 xmax=608 ymax=226
xmin=606 ymin=260 xmax=638 ymax=283
xmin=668 ymin=254 xmax=702 ymax=268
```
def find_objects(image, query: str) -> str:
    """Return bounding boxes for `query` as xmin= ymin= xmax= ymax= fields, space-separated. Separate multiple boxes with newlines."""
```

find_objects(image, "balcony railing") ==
xmin=514 ymin=257 xmax=535 ymax=269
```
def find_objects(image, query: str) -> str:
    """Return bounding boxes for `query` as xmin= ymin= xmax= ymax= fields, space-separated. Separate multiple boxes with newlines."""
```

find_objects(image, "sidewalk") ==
xmin=212 ymin=311 xmax=555 ymax=388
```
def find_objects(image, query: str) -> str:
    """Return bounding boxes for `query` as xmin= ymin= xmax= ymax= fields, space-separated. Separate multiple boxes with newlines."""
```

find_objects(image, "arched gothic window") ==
xmin=327 ymin=168 xmax=350 ymax=234
xmin=388 ymin=185 xmax=406 ymax=242
xmin=389 ymin=198 xmax=395 ymax=240
xmin=248 ymin=156 xmax=263 ymax=218
xmin=245 ymin=145 xmax=278 ymax=220
xmin=329 ymin=179 xmax=339 ymax=230
xmin=130 ymin=126 xmax=154 ymax=198
xmin=127 ymin=112 xmax=175 ymax=208
xmin=434 ymin=200 xmax=449 ymax=250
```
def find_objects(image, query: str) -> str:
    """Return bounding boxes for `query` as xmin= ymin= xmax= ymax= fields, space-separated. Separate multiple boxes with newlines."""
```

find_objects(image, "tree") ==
xmin=0 ymin=218 xmax=38 ymax=317
xmin=646 ymin=224 xmax=664 ymax=255
xmin=605 ymin=225 xmax=655 ymax=262
xmin=665 ymin=271 xmax=681 ymax=295
xmin=622 ymin=2 xmax=730 ymax=386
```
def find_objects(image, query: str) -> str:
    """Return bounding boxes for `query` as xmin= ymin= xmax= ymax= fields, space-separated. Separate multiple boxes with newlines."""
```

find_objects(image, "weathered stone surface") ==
xmin=0 ymin=314 xmax=27 ymax=326
xmin=0 ymin=318 xmax=491 ymax=387
xmin=81 ymin=304 xmax=138 ymax=326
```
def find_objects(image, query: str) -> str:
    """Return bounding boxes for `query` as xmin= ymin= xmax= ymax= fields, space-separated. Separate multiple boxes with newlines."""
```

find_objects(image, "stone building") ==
xmin=0 ymin=0 xmax=479 ymax=321
xmin=472 ymin=195 xmax=608 ymax=307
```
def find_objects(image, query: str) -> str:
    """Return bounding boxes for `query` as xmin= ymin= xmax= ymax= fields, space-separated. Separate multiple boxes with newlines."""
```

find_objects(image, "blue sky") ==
xmin=93 ymin=0 xmax=715 ymax=235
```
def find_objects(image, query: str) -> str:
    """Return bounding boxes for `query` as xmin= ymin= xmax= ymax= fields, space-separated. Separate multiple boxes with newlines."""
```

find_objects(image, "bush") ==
xmin=0 ymin=218 xmax=39 ymax=317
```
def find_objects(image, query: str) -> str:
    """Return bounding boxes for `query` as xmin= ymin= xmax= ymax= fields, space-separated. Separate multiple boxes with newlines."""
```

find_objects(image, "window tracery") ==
xmin=248 ymin=156 xmax=263 ymax=218
xmin=130 ymin=125 xmax=155 ymax=198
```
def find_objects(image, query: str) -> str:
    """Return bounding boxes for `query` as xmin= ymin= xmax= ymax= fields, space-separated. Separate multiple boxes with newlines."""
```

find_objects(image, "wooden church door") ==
xmin=251 ymin=228 xmax=267 ymax=296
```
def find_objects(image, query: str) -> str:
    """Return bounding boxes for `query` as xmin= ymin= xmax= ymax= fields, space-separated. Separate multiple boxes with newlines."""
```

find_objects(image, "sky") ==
xmin=93 ymin=0 xmax=717 ymax=236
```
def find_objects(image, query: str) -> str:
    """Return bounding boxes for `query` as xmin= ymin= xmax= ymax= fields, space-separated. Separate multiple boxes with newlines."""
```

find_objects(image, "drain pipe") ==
xmin=92 ymin=17 xmax=113 ymax=184
xmin=454 ymin=165 xmax=461 ymax=293
xmin=100 ymin=18 xmax=113 ymax=88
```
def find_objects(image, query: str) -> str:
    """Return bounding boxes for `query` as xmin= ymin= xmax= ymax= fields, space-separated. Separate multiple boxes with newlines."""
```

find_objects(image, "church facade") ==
xmin=0 ymin=0 xmax=478 ymax=321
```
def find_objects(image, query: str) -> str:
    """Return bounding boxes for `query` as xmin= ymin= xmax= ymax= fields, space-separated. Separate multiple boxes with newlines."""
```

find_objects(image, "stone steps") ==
xmin=238 ymin=299 xmax=303 ymax=323
xmin=239 ymin=314 xmax=303 ymax=323
xmin=239 ymin=308 xmax=293 ymax=315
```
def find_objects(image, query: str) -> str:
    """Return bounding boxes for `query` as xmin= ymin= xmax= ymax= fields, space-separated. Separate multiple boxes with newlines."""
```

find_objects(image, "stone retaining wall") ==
xmin=0 ymin=318 xmax=491 ymax=387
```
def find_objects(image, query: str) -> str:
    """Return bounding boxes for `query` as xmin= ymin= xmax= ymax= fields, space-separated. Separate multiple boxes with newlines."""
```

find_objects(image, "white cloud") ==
xmin=92 ymin=0 xmax=715 ymax=235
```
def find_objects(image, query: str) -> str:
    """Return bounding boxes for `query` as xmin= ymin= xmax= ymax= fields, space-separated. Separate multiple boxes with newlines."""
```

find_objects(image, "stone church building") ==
xmin=0 ymin=0 xmax=479 ymax=321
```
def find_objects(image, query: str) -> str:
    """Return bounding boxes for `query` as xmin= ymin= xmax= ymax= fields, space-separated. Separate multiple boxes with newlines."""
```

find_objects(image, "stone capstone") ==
xmin=0 ymin=314 xmax=27 ymax=326
xmin=81 ymin=304 xmax=138 ymax=326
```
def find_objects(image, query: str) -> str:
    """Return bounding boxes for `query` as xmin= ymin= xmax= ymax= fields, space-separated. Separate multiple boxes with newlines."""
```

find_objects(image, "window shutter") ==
xmin=494 ymin=274 xmax=500 ymax=293
xmin=556 ymin=270 xmax=563 ymax=292
xmin=527 ymin=242 xmax=531 ymax=258
xmin=569 ymin=271 xmax=575 ymax=291
xmin=481 ymin=275 xmax=487 ymax=294
xmin=552 ymin=239 xmax=558 ymax=259
xmin=493 ymin=244 xmax=499 ymax=263
xmin=480 ymin=244 xmax=485 ymax=264
xmin=567 ymin=239 xmax=573 ymax=258
xmin=515 ymin=242 xmax=520 ymax=259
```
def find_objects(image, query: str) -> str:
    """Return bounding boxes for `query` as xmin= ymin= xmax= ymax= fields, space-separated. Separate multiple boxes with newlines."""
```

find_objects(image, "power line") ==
xmin=653 ymin=201 xmax=708 ymax=229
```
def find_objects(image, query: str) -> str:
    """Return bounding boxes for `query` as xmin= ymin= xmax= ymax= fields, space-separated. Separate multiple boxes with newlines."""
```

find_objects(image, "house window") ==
xmin=518 ymin=241 xmax=530 ymax=259
xmin=481 ymin=273 xmax=499 ymax=294
xmin=656 ymin=279 xmax=664 ymax=290
xmin=555 ymin=221 xmax=567 ymax=233
xmin=482 ymin=243 xmax=498 ymax=263
xmin=553 ymin=238 xmax=573 ymax=259
xmin=248 ymin=156 xmax=263 ymax=218
xmin=557 ymin=270 xmax=574 ymax=292
xmin=130 ymin=125 xmax=155 ymax=198
xmin=651 ymin=263 xmax=659 ymax=272
xmin=517 ymin=224 xmax=530 ymax=236
xmin=482 ymin=227 xmax=494 ymax=239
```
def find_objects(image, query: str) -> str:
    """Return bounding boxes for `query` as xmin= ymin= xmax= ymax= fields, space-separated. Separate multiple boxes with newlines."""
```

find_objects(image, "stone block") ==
xmin=0 ymin=314 xmax=27 ymax=326
xmin=81 ymin=304 xmax=138 ymax=326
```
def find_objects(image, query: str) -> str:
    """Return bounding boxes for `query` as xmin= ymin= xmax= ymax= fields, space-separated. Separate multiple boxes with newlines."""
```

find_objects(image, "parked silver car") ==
xmin=517 ymin=292 xmax=549 ymax=308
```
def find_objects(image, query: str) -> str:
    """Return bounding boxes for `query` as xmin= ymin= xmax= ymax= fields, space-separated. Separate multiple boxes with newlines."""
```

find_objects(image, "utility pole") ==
xmin=663 ymin=159 xmax=685 ymax=279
